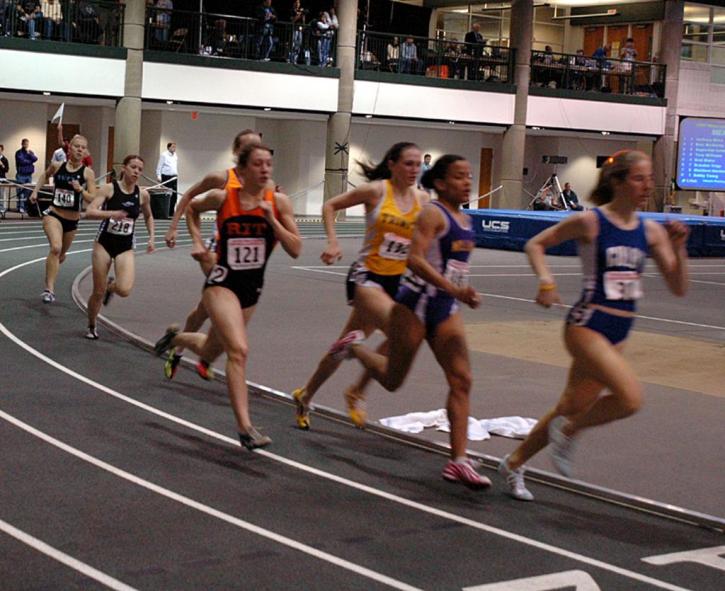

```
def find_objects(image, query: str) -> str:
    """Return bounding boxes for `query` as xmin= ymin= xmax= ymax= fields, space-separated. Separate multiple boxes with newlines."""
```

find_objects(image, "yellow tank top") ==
xmin=358 ymin=180 xmax=422 ymax=275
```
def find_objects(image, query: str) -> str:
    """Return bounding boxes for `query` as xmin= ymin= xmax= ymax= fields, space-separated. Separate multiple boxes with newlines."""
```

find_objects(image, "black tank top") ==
xmin=52 ymin=162 xmax=86 ymax=211
xmin=98 ymin=181 xmax=141 ymax=239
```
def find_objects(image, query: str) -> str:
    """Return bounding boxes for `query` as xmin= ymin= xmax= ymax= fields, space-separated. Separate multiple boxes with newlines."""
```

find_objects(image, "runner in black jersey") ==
xmin=84 ymin=155 xmax=155 ymax=339
xmin=154 ymin=144 xmax=301 ymax=450
xmin=29 ymin=135 xmax=96 ymax=303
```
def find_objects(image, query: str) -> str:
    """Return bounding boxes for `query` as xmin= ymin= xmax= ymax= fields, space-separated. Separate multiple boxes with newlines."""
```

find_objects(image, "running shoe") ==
xmin=344 ymin=386 xmax=367 ymax=429
xmin=239 ymin=427 xmax=272 ymax=450
xmin=102 ymin=277 xmax=114 ymax=306
xmin=442 ymin=460 xmax=492 ymax=489
xmin=164 ymin=350 xmax=182 ymax=380
xmin=498 ymin=455 xmax=534 ymax=501
xmin=548 ymin=415 xmax=576 ymax=478
xmin=85 ymin=326 xmax=99 ymax=340
xmin=328 ymin=330 xmax=365 ymax=362
xmin=154 ymin=325 xmax=179 ymax=356
xmin=41 ymin=289 xmax=55 ymax=304
xmin=292 ymin=387 xmax=310 ymax=430
xmin=196 ymin=359 xmax=214 ymax=381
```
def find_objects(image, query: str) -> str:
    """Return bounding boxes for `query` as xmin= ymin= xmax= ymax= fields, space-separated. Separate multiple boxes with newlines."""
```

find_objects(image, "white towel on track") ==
xmin=379 ymin=410 xmax=537 ymax=440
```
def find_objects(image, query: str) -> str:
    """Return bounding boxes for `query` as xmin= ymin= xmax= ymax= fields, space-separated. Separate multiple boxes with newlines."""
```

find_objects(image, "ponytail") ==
xmin=357 ymin=142 xmax=419 ymax=181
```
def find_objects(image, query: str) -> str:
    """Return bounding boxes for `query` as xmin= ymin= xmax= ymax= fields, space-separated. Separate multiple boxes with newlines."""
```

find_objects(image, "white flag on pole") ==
xmin=50 ymin=103 xmax=65 ymax=125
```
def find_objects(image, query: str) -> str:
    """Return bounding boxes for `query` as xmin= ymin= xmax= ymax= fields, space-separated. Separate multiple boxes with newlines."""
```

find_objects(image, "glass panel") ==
xmin=711 ymin=44 xmax=725 ymax=66
xmin=681 ymin=42 xmax=709 ymax=62
xmin=683 ymin=3 xmax=711 ymax=41
xmin=710 ymin=65 xmax=725 ymax=84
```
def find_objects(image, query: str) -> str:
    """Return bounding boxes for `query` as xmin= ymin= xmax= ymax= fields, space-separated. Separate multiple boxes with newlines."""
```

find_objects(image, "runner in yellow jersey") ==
xmin=292 ymin=142 xmax=428 ymax=429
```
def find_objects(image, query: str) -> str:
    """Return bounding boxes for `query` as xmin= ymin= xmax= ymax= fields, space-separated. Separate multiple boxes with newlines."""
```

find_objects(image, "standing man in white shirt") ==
xmin=156 ymin=141 xmax=178 ymax=217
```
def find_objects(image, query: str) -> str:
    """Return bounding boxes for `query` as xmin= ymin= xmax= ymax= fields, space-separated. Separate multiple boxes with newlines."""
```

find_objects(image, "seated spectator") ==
xmin=562 ymin=182 xmax=583 ymax=210
xmin=400 ymin=36 xmax=418 ymax=74
xmin=386 ymin=35 xmax=399 ymax=71
xmin=74 ymin=0 xmax=102 ymax=44
xmin=41 ymin=0 xmax=62 ymax=40
xmin=17 ymin=0 xmax=43 ymax=39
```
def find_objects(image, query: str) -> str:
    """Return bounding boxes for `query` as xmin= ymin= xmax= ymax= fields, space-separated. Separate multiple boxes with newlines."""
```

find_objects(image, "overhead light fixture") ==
xmin=42 ymin=91 xmax=51 ymax=96
xmin=553 ymin=9 xmax=617 ymax=21
xmin=448 ymin=120 xmax=455 ymax=125
xmin=532 ymin=126 xmax=541 ymax=130
xmin=365 ymin=114 xmax=373 ymax=119
xmin=166 ymin=100 xmax=173 ymax=105
xmin=601 ymin=131 xmax=610 ymax=135
xmin=264 ymin=107 xmax=272 ymax=111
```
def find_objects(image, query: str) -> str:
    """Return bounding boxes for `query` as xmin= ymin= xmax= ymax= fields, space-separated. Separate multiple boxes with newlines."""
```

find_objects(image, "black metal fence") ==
xmin=0 ymin=1 xmax=124 ymax=46
xmin=145 ymin=7 xmax=337 ymax=67
xmin=357 ymin=31 xmax=514 ymax=84
xmin=530 ymin=49 xmax=666 ymax=97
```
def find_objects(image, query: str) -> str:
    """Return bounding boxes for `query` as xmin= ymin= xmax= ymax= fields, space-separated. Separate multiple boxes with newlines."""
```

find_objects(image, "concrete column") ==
xmin=324 ymin=0 xmax=358 ymax=209
xmin=652 ymin=0 xmax=684 ymax=212
xmin=499 ymin=0 xmax=533 ymax=210
xmin=114 ymin=0 xmax=145 ymax=165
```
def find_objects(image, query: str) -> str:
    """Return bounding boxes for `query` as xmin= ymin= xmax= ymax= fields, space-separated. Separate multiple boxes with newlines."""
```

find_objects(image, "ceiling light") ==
xmin=43 ymin=91 xmax=51 ymax=96
xmin=264 ymin=107 xmax=272 ymax=111
xmin=448 ymin=120 xmax=455 ymax=125
xmin=365 ymin=114 xmax=373 ymax=119
xmin=166 ymin=100 xmax=173 ymax=105
xmin=601 ymin=131 xmax=610 ymax=135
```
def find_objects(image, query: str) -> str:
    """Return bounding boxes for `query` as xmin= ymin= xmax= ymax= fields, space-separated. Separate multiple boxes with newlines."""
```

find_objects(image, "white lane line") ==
xmin=0 ymin=411 xmax=420 ymax=591
xmin=0 ymin=258 xmax=693 ymax=591
xmin=0 ymin=517 xmax=138 ymax=591
xmin=0 ymin=237 xmax=194 ymax=255
xmin=291 ymin=267 xmax=725 ymax=331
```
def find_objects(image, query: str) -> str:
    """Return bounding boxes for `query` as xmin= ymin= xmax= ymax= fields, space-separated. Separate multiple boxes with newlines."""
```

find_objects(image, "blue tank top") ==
xmin=402 ymin=201 xmax=476 ymax=299
xmin=577 ymin=207 xmax=648 ymax=312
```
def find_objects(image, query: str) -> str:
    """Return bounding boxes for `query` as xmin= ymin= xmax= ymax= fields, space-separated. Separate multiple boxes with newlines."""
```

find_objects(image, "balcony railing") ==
xmin=0 ymin=1 xmax=124 ymax=47
xmin=530 ymin=49 xmax=666 ymax=98
xmin=145 ymin=8 xmax=336 ymax=67
xmin=357 ymin=31 xmax=514 ymax=85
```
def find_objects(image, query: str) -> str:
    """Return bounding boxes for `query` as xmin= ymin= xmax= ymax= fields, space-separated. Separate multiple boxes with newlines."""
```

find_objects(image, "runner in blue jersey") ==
xmin=334 ymin=155 xmax=491 ymax=490
xmin=499 ymin=150 xmax=689 ymax=501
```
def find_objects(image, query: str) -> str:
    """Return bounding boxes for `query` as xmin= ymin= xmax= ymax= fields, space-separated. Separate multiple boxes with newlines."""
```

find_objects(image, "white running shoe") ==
xmin=41 ymin=290 xmax=55 ymax=304
xmin=548 ymin=415 xmax=576 ymax=477
xmin=328 ymin=330 xmax=365 ymax=362
xmin=498 ymin=455 xmax=534 ymax=501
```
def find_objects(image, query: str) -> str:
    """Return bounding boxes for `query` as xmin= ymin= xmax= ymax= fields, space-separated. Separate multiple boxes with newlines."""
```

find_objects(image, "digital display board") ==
xmin=677 ymin=117 xmax=725 ymax=190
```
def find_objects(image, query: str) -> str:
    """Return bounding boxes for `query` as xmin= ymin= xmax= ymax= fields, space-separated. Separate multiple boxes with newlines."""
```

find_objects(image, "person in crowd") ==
xmin=0 ymin=144 xmax=9 ymax=215
xmin=400 ymin=36 xmax=418 ymax=74
xmin=498 ymin=150 xmax=689 ymax=501
xmin=156 ymin=141 xmax=178 ymax=217
xmin=418 ymin=153 xmax=432 ymax=189
xmin=18 ymin=0 xmax=42 ymax=39
xmin=154 ymin=0 xmax=173 ymax=45
xmin=292 ymin=142 xmax=428 ymax=430
xmin=288 ymin=0 xmax=307 ymax=64
xmin=256 ymin=0 xmax=276 ymax=61
xmin=29 ymin=135 xmax=96 ymax=303
xmin=562 ymin=182 xmax=583 ymax=211
xmin=463 ymin=22 xmax=485 ymax=80
xmin=335 ymin=155 xmax=490 ymax=489
xmin=163 ymin=129 xmax=262 ymax=381
xmin=84 ymin=155 xmax=155 ymax=340
xmin=14 ymin=138 xmax=37 ymax=214
xmin=386 ymin=35 xmax=400 ymax=71
xmin=75 ymin=0 xmax=102 ymax=44
xmin=315 ymin=11 xmax=333 ymax=66
xmin=154 ymin=144 xmax=302 ymax=451
xmin=40 ymin=0 xmax=62 ymax=39
xmin=619 ymin=37 xmax=638 ymax=93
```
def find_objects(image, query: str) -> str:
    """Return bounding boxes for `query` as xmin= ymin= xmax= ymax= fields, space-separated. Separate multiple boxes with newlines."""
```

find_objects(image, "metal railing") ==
xmin=530 ymin=49 xmax=666 ymax=98
xmin=0 ymin=1 xmax=124 ymax=47
xmin=145 ymin=7 xmax=336 ymax=67
xmin=356 ymin=31 xmax=514 ymax=84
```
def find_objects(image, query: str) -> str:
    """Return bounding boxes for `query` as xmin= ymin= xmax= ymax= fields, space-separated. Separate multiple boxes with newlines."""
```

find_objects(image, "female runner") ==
xmin=84 ymin=155 xmax=155 ymax=339
xmin=337 ymin=155 xmax=490 ymax=488
xmin=498 ymin=150 xmax=689 ymax=501
xmin=29 ymin=135 xmax=96 ymax=303
xmin=292 ymin=142 xmax=428 ymax=430
xmin=154 ymin=144 xmax=301 ymax=449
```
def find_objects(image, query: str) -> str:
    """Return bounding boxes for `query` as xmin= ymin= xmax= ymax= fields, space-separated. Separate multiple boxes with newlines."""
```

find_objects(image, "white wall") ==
xmin=142 ymin=63 xmax=339 ymax=113
xmin=676 ymin=61 xmax=725 ymax=125
xmin=0 ymin=49 xmax=125 ymax=97
xmin=0 ymin=101 xmax=47 ymax=181
xmin=524 ymin=135 xmax=640 ymax=206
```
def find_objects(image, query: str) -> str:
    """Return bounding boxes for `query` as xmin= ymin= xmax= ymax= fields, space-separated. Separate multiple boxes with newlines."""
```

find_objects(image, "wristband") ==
xmin=538 ymin=282 xmax=556 ymax=292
